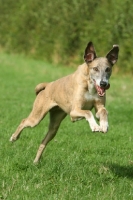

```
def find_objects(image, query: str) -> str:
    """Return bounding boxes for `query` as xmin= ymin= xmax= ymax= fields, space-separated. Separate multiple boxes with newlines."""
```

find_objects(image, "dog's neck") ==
xmin=77 ymin=63 xmax=96 ymax=94
xmin=87 ymin=81 xmax=97 ymax=95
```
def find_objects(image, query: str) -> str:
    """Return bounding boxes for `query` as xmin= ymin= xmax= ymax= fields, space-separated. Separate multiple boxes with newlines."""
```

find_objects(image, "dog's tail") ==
xmin=35 ymin=82 xmax=48 ymax=95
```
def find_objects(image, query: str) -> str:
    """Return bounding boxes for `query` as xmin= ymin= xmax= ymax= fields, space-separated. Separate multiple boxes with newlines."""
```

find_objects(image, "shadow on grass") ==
xmin=108 ymin=163 xmax=133 ymax=179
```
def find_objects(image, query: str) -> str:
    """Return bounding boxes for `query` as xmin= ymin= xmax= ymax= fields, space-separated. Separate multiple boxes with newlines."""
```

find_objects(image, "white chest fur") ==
xmin=84 ymin=91 xmax=99 ymax=101
xmin=84 ymin=82 xmax=99 ymax=101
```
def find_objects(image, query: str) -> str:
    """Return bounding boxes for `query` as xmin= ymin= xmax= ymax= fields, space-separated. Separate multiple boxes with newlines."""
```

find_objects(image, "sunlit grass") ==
xmin=0 ymin=53 xmax=133 ymax=200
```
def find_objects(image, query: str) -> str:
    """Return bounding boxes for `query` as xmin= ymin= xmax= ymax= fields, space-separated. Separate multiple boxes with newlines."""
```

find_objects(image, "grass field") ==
xmin=0 ymin=53 xmax=133 ymax=200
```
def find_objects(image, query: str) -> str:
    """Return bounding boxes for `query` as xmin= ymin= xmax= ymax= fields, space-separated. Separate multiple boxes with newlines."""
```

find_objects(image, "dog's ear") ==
xmin=84 ymin=42 xmax=97 ymax=63
xmin=106 ymin=45 xmax=119 ymax=65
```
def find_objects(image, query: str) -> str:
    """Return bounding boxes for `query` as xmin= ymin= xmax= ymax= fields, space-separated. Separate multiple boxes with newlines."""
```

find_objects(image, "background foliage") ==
xmin=0 ymin=0 xmax=133 ymax=72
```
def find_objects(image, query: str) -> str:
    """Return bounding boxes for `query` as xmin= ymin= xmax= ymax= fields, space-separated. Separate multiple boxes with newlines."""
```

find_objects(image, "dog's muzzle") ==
xmin=94 ymin=80 xmax=110 ymax=97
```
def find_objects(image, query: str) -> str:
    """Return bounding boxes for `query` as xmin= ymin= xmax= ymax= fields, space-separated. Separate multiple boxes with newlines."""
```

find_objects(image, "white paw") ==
xmin=89 ymin=120 xmax=101 ymax=132
xmin=9 ymin=134 xmax=17 ymax=142
xmin=33 ymin=159 xmax=39 ymax=164
xmin=100 ymin=121 xmax=109 ymax=133
xmin=9 ymin=136 xmax=14 ymax=142
xmin=87 ymin=117 xmax=101 ymax=132
xmin=91 ymin=123 xmax=101 ymax=132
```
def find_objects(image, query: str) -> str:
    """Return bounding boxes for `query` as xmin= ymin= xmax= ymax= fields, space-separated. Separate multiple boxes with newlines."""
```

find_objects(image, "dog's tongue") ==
xmin=95 ymin=83 xmax=110 ymax=97
xmin=96 ymin=85 xmax=105 ymax=96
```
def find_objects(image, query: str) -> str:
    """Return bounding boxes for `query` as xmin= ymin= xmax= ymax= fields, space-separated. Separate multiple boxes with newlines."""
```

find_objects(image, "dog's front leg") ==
xmin=96 ymin=107 xmax=108 ymax=133
xmin=70 ymin=109 xmax=100 ymax=132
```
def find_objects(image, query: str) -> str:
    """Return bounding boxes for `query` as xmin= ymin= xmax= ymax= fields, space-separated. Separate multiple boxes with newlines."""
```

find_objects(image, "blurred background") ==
xmin=0 ymin=0 xmax=133 ymax=72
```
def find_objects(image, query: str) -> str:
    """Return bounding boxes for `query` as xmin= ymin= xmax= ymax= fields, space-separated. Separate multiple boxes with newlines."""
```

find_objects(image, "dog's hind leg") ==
xmin=10 ymin=93 xmax=53 ymax=142
xmin=33 ymin=107 xmax=66 ymax=163
xmin=10 ymin=115 xmax=44 ymax=142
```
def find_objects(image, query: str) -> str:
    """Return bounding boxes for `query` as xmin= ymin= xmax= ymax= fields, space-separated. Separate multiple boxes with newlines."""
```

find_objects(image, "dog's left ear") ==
xmin=84 ymin=41 xmax=97 ymax=63
xmin=106 ymin=45 xmax=119 ymax=65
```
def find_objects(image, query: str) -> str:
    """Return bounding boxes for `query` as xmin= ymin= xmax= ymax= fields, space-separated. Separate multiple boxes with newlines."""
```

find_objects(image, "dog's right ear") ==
xmin=84 ymin=42 xmax=97 ymax=63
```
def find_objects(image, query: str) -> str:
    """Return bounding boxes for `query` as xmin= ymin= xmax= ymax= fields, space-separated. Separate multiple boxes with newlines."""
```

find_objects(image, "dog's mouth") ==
xmin=93 ymin=80 xmax=110 ymax=97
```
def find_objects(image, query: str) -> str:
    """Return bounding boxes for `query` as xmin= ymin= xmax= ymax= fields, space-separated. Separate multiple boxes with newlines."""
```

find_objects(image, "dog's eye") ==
xmin=93 ymin=67 xmax=99 ymax=72
xmin=106 ymin=67 xmax=111 ymax=72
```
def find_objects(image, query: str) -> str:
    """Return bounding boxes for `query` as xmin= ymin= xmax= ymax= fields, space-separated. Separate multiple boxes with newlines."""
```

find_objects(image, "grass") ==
xmin=0 ymin=53 xmax=133 ymax=200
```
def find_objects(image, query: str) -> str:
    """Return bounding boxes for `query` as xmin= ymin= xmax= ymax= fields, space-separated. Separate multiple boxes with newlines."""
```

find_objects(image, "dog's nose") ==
xmin=100 ymin=81 xmax=107 ymax=88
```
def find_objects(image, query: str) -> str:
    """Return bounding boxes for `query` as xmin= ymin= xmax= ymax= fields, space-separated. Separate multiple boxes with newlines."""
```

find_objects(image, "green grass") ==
xmin=0 ymin=53 xmax=133 ymax=200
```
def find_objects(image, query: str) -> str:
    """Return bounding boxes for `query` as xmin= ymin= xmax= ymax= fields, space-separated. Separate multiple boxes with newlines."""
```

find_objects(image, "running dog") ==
xmin=10 ymin=42 xmax=119 ymax=163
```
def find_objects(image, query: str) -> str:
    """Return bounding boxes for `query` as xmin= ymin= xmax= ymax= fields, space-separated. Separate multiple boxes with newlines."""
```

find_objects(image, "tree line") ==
xmin=0 ymin=0 xmax=133 ymax=72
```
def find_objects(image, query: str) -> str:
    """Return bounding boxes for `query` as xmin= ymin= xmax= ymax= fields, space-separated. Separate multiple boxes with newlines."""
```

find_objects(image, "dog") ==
xmin=10 ymin=42 xmax=119 ymax=163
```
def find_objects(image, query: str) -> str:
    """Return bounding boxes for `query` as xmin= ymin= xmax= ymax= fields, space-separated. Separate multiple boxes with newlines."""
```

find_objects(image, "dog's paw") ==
xmin=100 ymin=121 xmax=109 ymax=133
xmin=92 ymin=125 xmax=101 ymax=132
xmin=90 ymin=122 xmax=101 ymax=132
xmin=33 ymin=159 xmax=39 ymax=164
xmin=87 ymin=117 xmax=101 ymax=132
xmin=9 ymin=134 xmax=17 ymax=142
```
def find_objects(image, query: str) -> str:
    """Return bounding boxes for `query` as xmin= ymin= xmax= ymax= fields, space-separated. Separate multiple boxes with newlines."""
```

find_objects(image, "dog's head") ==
xmin=84 ymin=42 xmax=119 ymax=97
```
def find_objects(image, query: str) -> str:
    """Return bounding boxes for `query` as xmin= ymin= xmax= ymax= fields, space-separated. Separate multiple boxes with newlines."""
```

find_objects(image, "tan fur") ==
xmin=10 ymin=42 xmax=119 ymax=163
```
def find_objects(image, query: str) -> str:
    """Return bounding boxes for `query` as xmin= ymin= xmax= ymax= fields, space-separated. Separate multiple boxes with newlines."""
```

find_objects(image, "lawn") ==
xmin=0 ymin=53 xmax=133 ymax=200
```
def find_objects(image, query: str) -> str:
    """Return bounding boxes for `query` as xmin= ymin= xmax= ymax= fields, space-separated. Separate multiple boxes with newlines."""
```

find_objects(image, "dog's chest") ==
xmin=84 ymin=91 xmax=99 ymax=109
xmin=84 ymin=82 xmax=99 ymax=101
xmin=84 ymin=91 xmax=99 ymax=101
